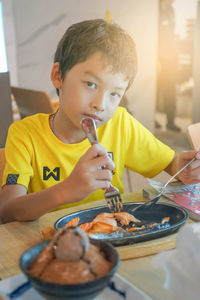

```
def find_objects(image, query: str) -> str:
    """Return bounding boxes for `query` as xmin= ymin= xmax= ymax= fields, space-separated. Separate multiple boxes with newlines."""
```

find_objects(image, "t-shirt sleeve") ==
xmin=123 ymin=112 xmax=175 ymax=178
xmin=2 ymin=121 xmax=34 ymax=189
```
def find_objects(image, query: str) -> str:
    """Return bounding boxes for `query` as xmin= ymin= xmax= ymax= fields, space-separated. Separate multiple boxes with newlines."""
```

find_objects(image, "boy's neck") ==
xmin=50 ymin=111 xmax=86 ymax=144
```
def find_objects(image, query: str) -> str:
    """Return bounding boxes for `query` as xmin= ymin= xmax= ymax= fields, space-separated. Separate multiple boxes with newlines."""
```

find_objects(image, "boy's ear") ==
xmin=51 ymin=62 xmax=62 ymax=89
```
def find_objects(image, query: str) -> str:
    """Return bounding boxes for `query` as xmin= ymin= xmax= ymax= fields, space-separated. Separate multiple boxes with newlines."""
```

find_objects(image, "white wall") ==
xmin=3 ymin=0 xmax=159 ymax=131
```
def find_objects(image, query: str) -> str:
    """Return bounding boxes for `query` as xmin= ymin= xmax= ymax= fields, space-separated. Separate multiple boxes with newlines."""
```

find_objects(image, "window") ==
xmin=0 ymin=2 xmax=8 ymax=72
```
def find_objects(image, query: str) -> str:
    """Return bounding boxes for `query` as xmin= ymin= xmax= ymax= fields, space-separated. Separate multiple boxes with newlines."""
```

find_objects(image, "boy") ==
xmin=0 ymin=19 xmax=200 ymax=223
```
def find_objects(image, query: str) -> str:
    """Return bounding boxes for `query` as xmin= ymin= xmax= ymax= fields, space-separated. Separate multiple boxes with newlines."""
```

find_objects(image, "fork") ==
xmin=131 ymin=156 xmax=196 ymax=213
xmin=81 ymin=117 xmax=123 ymax=212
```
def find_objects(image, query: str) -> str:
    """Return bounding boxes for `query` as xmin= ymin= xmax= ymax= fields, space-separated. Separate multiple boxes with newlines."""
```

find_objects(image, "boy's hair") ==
xmin=54 ymin=19 xmax=137 ymax=93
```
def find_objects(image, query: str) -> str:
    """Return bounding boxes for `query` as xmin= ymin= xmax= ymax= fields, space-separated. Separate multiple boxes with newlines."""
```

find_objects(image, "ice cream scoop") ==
xmin=29 ymin=226 xmax=112 ymax=285
xmin=55 ymin=227 xmax=89 ymax=261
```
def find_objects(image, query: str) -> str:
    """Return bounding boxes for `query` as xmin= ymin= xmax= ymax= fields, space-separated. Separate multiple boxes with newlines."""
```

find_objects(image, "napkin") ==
xmin=147 ymin=179 xmax=200 ymax=221
xmin=154 ymin=222 xmax=200 ymax=300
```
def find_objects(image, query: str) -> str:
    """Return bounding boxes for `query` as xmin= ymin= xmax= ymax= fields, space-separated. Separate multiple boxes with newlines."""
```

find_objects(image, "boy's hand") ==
xmin=174 ymin=149 xmax=200 ymax=184
xmin=65 ymin=144 xmax=115 ymax=201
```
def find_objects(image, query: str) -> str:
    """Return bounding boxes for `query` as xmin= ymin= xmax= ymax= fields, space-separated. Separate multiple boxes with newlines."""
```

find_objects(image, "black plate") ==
xmin=54 ymin=202 xmax=188 ymax=246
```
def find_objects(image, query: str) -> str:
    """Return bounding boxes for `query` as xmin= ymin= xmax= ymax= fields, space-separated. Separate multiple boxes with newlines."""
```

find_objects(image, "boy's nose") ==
xmin=90 ymin=94 xmax=106 ymax=111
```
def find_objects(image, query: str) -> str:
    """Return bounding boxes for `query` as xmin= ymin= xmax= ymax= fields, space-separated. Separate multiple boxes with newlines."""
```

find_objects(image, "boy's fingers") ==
xmin=95 ymin=180 xmax=111 ymax=190
xmin=195 ymin=149 xmax=200 ymax=160
xmin=83 ymin=144 xmax=108 ymax=159
xmin=93 ymin=156 xmax=115 ymax=170
xmin=95 ymin=169 xmax=113 ymax=181
xmin=182 ymin=166 xmax=200 ymax=177
xmin=180 ymin=150 xmax=200 ymax=162
xmin=82 ymin=144 xmax=115 ymax=169
xmin=188 ymin=159 xmax=200 ymax=170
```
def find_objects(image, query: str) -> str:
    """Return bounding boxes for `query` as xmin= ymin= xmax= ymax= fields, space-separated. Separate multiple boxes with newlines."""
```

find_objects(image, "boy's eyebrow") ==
xmin=84 ymin=71 xmax=126 ymax=91
xmin=84 ymin=71 xmax=103 ymax=83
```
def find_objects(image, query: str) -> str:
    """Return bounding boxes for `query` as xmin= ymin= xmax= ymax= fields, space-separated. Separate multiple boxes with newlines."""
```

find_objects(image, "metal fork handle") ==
xmin=131 ymin=156 xmax=196 ymax=213
xmin=81 ymin=117 xmax=98 ymax=144
xmin=131 ymin=193 xmax=162 ymax=212
xmin=160 ymin=156 xmax=196 ymax=193
xmin=81 ymin=117 xmax=103 ymax=171
xmin=81 ymin=117 xmax=116 ymax=188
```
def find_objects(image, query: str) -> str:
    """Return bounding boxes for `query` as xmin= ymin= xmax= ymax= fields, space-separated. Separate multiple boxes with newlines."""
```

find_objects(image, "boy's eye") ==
xmin=110 ymin=92 xmax=121 ymax=99
xmin=86 ymin=81 xmax=97 ymax=89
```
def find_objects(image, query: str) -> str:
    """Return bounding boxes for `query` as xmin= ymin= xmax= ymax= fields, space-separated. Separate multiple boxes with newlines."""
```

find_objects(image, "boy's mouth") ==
xmin=83 ymin=114 xmax=102 ymax=124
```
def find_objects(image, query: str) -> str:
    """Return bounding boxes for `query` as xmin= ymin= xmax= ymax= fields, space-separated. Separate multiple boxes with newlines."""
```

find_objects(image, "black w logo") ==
xmin=43 ymin=167 xmax=60 ymax=181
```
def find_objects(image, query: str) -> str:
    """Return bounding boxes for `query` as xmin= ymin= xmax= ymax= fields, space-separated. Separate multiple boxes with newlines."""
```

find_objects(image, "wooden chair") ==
xmin=11 ymin=87 xmax=54 ymax=119
xmin=0 ymin=148 xmax=5 ymax=189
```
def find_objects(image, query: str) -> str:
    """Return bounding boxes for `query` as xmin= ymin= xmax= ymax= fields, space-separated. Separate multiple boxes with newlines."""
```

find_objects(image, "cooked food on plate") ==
xmin=65 ymin=212 xmax=170 ymax=234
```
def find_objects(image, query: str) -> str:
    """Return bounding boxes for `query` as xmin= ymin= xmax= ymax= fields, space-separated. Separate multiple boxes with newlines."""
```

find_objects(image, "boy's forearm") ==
xmin=0 ymin=181 xmax=79 ymax=222
xmin=164 ymin=155 xmax=178 ymax=177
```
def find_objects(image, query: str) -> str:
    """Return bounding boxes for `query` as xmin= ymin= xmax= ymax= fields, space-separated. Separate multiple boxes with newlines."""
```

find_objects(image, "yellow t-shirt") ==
xmin=3 ymin=107 xmax=174 ymax=209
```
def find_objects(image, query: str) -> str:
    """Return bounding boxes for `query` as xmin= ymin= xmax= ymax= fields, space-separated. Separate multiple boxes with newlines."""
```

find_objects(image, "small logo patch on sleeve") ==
xmin=6 ymin=174 xmax=19 ymax=185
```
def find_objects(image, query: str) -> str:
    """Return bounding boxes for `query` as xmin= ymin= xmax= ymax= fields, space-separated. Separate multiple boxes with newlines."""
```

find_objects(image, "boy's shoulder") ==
xmin=111 ymin=106 xmax=147 ymax=132
xmin=113 ymin=106 xmax=129 ymax=118
xmin=12 ymin=113 xmax=49 ymax=126
xmin=112 ymin=106 xmax=136 ymax=123
xmin=9 ymin=113 xmax=50 ymax=133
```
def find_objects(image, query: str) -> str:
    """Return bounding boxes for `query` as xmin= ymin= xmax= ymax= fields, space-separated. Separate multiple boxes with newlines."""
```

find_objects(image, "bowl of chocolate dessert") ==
xmin=20 ymin=227 xmax=120 ymax=300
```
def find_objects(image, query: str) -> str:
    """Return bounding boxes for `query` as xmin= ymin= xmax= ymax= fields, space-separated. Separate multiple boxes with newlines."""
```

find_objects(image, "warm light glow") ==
xmin=173 ymin=0 xmax=198 ymax=38
xmin=0 ymin=2 xmax=8 ymax=72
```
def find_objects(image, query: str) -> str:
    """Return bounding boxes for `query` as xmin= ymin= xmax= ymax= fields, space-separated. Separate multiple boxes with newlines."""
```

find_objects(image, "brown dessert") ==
xmin=29 ymin=227 xmax=111 ymax=284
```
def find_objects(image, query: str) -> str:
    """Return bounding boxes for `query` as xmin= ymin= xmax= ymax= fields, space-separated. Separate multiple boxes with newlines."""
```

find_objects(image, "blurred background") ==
xmin=0 ymin=0 xmax=200 ymax=191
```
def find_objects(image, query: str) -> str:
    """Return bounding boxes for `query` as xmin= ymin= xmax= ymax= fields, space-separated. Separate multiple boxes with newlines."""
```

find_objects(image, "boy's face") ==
xmin=52 ymin=52 xmax=128 ymax=131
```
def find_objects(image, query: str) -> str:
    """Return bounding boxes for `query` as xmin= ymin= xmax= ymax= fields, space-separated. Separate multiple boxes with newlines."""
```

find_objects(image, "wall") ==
xmin=3 ymin=0 xmax=159 ymax=131
xmin=193 ymin=0 xmax=200 ymax=123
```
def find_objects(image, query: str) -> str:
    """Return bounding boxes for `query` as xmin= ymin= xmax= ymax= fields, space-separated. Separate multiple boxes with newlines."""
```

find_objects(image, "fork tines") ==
xmin=106 ymin=196 xmax=123 ymax=213
xmin=104 ymin=188 xmax=123 ymax=213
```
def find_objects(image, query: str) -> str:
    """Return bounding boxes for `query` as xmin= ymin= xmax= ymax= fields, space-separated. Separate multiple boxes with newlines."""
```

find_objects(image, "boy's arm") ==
xmin=0 ymin=183 xmax=69 ymax=223
xmin=0 ymin=179 xmax=89 ymax=223
xmin=164 ymin=149 xmax=200 ymax=184
xmin=0 ymin=144 xmax=115 ymax=223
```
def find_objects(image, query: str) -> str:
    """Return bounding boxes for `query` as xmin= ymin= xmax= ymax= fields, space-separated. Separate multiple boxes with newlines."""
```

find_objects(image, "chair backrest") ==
xmin=11 ymin=86 xmax=54 ymax=119
xmin=0 ymin=72 xmax=13 ymax=147
xmin=0 ymin=148 xmax=5 ymax=188
xmin=187 ymin=122 xmax=200 ymax=149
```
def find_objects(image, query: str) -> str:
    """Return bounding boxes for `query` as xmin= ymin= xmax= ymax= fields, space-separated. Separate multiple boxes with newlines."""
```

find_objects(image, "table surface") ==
xmin=0 ymin=191 xmax=186 ymax=300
